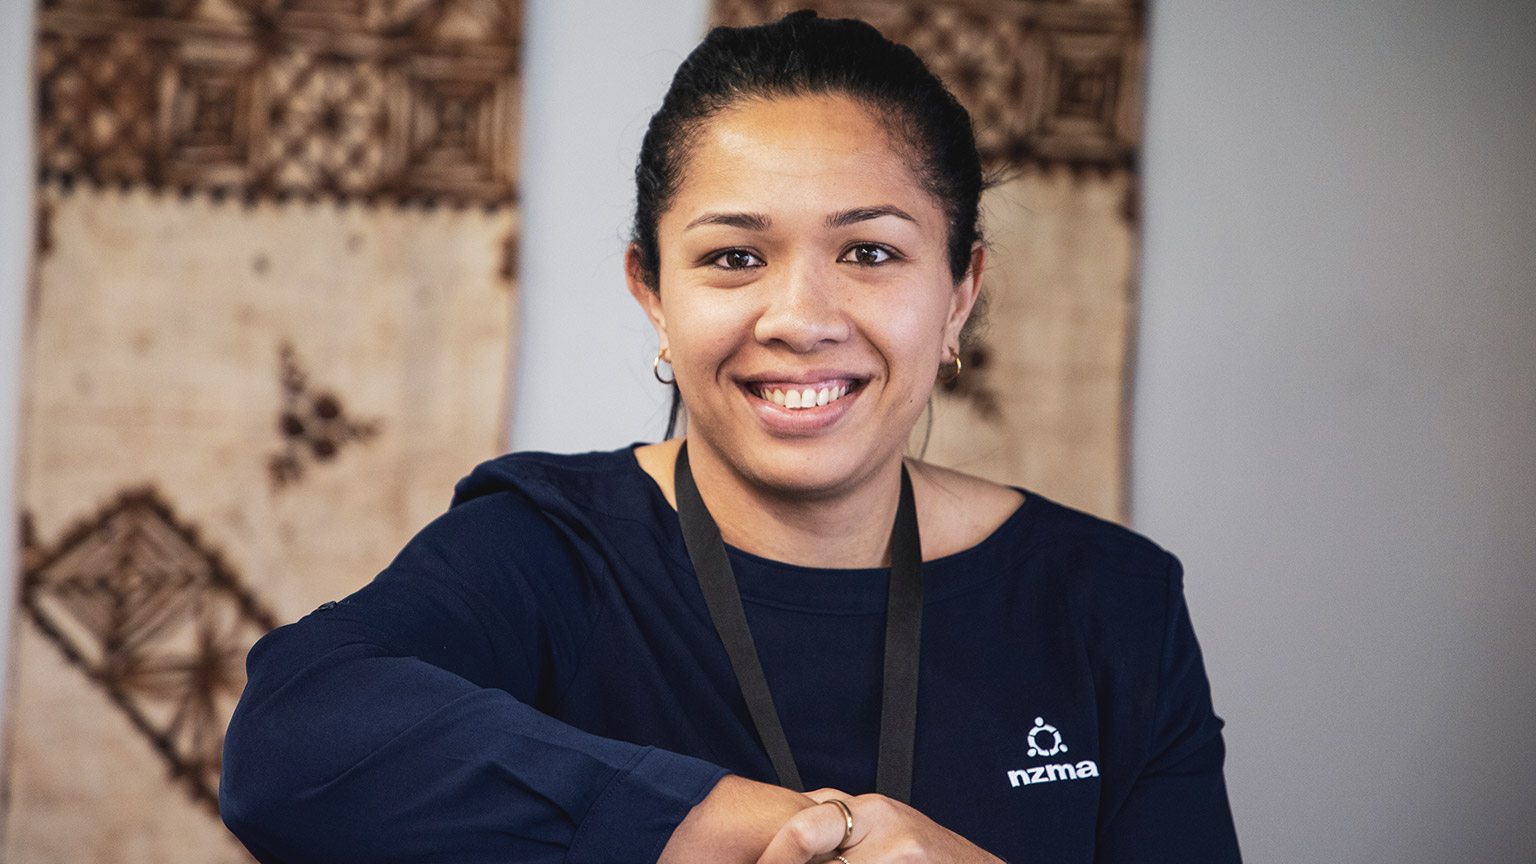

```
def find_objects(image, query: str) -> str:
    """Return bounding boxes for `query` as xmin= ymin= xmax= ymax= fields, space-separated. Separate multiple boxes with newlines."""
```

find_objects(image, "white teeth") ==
xmin=759 ymin=382 xmax=855 ymax=409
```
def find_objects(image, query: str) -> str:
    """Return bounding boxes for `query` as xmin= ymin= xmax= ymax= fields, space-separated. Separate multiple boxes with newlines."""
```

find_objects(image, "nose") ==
xmin=752 ymin=257 xmax=849 ymax=352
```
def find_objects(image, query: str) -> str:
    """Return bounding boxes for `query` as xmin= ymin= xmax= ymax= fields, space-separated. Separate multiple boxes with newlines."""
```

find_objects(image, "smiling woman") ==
xmin=628 ymin=93 xmax=990 ymax=556
xmin=220 ymin=11 xmax=1240 ymax=864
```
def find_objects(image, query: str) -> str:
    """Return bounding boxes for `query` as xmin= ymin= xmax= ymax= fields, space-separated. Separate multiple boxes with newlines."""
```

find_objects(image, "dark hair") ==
xmin=630 ymin=10 xmax=984 ymax=288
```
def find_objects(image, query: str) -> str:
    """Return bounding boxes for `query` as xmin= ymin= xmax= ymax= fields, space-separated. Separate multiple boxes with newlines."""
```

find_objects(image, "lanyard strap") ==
xmin=674 ymin=443 xmax=923 ymax=803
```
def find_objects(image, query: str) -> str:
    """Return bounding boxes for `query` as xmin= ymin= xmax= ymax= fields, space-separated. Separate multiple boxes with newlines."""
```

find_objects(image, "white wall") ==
xmin=509 ymin=0 xmax=710 ymax=452
xmin=0 ymin=1 xmax=36 ymax=753
xmin=1135 ymin=2 xmax=1536 ymax=862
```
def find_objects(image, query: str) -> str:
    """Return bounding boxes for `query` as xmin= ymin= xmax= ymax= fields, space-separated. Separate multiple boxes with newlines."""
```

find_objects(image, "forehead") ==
xmin=665 ymin=94 xmax=937 ymax=223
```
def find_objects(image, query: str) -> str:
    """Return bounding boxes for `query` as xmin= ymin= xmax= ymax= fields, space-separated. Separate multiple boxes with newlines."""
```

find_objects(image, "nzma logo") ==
xmin=1007 ymin=717 xmax=1099 ymax=788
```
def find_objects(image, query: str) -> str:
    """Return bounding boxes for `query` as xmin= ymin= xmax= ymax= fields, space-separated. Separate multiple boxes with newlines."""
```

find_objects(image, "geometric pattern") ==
xmin=37 ymin=0 xmax=522 ymax=204
xmin=16 ymin=6 xmax=522 ymax=857
xmin=20 ymin=489 xmax=280 ymax=813
xmin=711 ymin=0 xmax=1141 ymax=170
xmin=269 ymin=341 xmax=382 ymax=489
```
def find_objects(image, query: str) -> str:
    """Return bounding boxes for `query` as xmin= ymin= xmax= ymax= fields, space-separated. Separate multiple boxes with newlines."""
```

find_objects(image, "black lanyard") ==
xmin=673 ymin=443 xmax=924 ymax=803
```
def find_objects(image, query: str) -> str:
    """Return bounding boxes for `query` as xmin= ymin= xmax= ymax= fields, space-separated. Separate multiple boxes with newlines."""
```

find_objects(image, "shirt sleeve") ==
xmin=219 ymin=491 xmax=728 ymax=864
xmin=1094 ymin=555 xmax=1243 ymax=863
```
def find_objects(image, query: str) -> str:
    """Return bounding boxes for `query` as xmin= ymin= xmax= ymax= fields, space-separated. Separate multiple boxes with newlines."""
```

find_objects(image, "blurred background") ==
xmin=1 ymin=0 xmax=1533 ymax=862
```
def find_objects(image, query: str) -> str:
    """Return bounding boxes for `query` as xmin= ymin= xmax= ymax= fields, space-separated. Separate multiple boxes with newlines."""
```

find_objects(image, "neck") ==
xmin=656 ymin=437 xmax=904 ymax=569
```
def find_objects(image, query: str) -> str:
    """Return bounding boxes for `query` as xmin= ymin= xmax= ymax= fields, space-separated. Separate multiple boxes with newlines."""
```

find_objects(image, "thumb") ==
xmin=755 ymin=799 xmax=856 ymax=864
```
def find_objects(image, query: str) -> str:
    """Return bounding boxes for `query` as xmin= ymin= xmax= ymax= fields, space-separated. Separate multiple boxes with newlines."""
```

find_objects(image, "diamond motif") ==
xmin=23 ymin=490 xmax=280 ymax=811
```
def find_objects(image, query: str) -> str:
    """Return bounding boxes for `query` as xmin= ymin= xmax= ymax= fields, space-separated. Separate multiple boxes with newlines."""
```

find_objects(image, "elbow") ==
xmin=219 ymin=625 xmax=335 ymax=859
xmin=220 ymin=695 xmax=297 ymax=859
xmin=221 ymin=690 xmax=359 ymax=863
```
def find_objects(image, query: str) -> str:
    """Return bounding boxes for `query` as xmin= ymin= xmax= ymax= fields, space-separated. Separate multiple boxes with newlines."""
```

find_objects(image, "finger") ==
xmin=825 ymin=795 xmax=880 ymax=848
xmin=755 ymin=800 xmax=856 ymax=864
xmin=803 ymin=788 xmax=848 ymax=804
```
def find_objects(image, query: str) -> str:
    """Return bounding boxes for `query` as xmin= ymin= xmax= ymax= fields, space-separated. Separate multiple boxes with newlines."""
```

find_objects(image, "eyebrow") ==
xmin=826 ymin=205 xmax=917 ymax=228
xmin=683 ymin=212 xmax=771 ymax=232
xmin=681 ymin=205 xmax=919 ymax=233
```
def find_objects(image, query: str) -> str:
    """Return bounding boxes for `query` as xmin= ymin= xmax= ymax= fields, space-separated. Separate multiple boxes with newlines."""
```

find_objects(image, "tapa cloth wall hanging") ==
xmin=7 ymin=1 xmax=523 ymax=861
xmin=714 ymin=0 xmax=1144 ymax=522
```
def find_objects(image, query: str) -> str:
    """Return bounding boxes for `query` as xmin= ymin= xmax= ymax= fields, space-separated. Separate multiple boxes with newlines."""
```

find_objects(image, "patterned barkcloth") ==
xmin=10 ymin=2 xmax=523 ymax=861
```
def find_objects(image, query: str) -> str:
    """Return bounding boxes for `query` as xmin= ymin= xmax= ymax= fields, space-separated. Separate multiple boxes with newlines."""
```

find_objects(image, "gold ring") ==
xmin=826 ymin=798 xmax=854 ymax=851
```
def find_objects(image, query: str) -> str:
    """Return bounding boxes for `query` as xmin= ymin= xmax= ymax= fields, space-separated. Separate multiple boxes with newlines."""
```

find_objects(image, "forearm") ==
xmin=223 ymin=624 xmax=724 ymax=864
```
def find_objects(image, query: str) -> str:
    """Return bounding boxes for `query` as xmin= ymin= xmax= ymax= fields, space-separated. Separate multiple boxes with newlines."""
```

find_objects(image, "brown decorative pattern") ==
xmin=711 ymin=0 xmax=1141 ymax=169
xmin=20 ymin=489 xmax=280 ymax=812
xmin=270 ymin=341 xmax=381 ymax=489
xmin=36 ymin=0 xmax=522 ymax=204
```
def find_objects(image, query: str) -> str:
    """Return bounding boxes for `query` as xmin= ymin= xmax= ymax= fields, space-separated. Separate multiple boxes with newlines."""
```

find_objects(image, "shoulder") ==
xmin=923 ymin=473 xmax=1180 ymax=607
xmin=987 ymin=492 xmax=1187 ymax=664
xmin=906 ymin=459 xmax=1174 ymax=582
xmin=1013 ymin=493 xmax=1177 ymax=585
xmin=366 ymin=446 xmax=677 ymax=620
xmin=383 ymin=446 xmax=664 ymax=582
xmin=450 ymin=446 xmax=648 ymax=512
xmin=958 ymin=493 xmax=1188 ymax=688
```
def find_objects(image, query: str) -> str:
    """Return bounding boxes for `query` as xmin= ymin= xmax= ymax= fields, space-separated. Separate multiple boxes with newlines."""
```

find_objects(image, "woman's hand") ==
xmin=756 ymin=788 xmax=1004 ymax=864
xmin=659 ymin=775 xmax=818 ymax=864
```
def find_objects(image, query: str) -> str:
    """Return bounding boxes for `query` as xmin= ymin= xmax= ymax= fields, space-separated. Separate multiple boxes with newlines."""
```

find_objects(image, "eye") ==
xmin=839 ymin=243 xmax=896 ymax=266
xmin=709 ymin=249 xmax=765 ymax=270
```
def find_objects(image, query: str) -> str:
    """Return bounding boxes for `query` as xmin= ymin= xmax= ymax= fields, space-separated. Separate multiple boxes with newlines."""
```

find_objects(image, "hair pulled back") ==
xmin=631 ymin=10 xmax=984 ymax=289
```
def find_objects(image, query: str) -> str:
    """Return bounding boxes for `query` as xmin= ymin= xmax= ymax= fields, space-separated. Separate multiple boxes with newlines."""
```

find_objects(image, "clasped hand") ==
xmin=756 ymin=787 xmax=1002 ymax=864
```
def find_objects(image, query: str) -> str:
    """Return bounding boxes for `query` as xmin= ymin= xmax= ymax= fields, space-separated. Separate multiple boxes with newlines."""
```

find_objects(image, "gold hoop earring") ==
xmin=653 ymin=349 xmax=675 ymax=385
xmin=937 ymin=350 xmax=962 ymax=384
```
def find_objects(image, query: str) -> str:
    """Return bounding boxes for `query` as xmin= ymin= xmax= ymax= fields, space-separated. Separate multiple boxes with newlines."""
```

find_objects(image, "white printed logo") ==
xmin=1006 ymin=716 xmax=1099 ymax=789
xmin=1026 ymin=717 xmax=1067 ymax=757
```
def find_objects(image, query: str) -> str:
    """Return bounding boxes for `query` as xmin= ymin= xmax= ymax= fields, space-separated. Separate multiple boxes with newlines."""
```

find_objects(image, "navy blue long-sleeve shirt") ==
xmin=220 ymin=447 xmax=1240 ymax=862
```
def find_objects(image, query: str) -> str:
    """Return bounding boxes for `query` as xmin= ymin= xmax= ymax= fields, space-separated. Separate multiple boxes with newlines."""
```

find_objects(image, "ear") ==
xmin=942 ymin=242 xmax=987 ymax=353
xmin=626 ymin=245 xmax=669 ymax=351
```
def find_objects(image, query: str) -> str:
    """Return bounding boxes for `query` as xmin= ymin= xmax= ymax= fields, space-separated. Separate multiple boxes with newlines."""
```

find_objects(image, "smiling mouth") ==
xmin=752 ymin=382 xmax=856 ymax=410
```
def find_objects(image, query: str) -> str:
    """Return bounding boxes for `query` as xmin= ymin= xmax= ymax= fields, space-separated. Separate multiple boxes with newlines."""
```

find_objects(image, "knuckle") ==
xmin=860 ymin=793 xmax=899 ymax=821
xmin=888 ymin=836 xmax=927 ymax=863
xmin=786 ymin=817 xmax=821 ymax=851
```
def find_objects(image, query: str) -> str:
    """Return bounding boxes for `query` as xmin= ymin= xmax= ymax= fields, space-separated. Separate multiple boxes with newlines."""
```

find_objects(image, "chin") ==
xmin=725 ymin=435 xmax=896 ymax=502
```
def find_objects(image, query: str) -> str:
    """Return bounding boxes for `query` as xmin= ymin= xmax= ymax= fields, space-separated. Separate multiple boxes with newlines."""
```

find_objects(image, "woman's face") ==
xmin=630 ymin=93 xmax=983 ymax=500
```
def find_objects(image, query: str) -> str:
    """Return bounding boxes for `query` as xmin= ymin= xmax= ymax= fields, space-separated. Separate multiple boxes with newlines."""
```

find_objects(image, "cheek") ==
xmin=870 ymin=284 xmax=951 ymax=364
xmin=665 ymin=295 xmax=751 ymax=367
